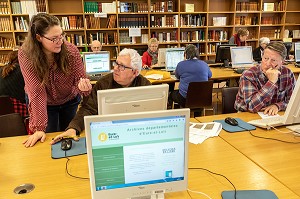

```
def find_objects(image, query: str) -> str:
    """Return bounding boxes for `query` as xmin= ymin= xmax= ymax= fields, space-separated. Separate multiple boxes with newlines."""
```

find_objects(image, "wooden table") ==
xmin=1 ymin=128 xmax=299 ymax=199
xmin=195 ymin=112 xmax=300 ymax=197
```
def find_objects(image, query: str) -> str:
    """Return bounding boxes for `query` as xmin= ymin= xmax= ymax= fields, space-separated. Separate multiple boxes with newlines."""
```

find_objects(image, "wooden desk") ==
xmin=195 ymin=112 xmax=300 ymax=197
xmin=1 ymin=129 xmax=299 ymax=199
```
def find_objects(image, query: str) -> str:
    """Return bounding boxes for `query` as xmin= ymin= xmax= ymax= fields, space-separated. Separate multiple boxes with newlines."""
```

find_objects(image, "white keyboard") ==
xmin=248 ymin=116 xmax=284 ymax=128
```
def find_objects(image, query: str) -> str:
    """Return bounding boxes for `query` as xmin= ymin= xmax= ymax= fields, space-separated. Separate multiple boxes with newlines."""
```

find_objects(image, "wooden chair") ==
xmin=222 ymin=87 xmax=239 ymax=114
xmin=0 ymin=95 xmax=14 ymax=116
xmin=0 ymin=113 xmax=27 ymax=138
xmin=183 ymin=80 xmax=214 ymax=117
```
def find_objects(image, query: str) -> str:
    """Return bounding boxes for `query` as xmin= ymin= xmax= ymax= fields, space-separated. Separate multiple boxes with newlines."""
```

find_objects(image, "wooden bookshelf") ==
xmin=0 ymin=0 xmax=299 ymax=64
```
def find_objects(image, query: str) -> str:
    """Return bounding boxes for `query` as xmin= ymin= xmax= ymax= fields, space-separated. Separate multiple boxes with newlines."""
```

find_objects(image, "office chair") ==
xmin=222 ymin=87 xmax=239 ymax=114
xmin=0 ymin=95 xmax=14 ymax=116
xmin=183 ymin=80 xmax=214 ymax=117
xmin=0 ymin=113 xmax=27 ymax=138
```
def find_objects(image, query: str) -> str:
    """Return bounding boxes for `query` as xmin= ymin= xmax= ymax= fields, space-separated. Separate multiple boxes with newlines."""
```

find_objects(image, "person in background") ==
xmin=50 ymin=48 xmax=151 ymax=144
xmin=235 ymin=41 xmax=296 ymax=115
xmin=229 ymin=28 xmax=249 ymax=46
xmin=142 ymin=38 xmax=159 ymax=69
xmin=18 ymin=13 xmax=92 ymax=147
xmin=0 ymin=50 xmax=28 ymax=117
xmin=91 ymin=40 xmax=102 ymax=52
xmin=253 ymin=37 xmax=270 ymax=62
xmin=168 ymin=44 xmax=212 ymax=112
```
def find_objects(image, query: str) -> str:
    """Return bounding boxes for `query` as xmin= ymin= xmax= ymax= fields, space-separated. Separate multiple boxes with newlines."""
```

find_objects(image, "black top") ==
xmin=0 ymin=63 xmax=26 ymax=103
xmin=253 ymin=46 xmax=263 ymax=62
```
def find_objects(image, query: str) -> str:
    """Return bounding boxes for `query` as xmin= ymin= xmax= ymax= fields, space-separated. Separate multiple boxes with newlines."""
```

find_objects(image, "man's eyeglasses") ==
xmin=42 ymin=33 xmax=66 ymax=44
xmin=113 ymin=62 xmax=133 ymax=71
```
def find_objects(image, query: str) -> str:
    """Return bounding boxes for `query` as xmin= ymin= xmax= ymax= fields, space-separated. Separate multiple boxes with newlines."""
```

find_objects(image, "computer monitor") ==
xmin=84 ymin=108 xmax=189 ymax=199
xmin=97 ymin=84 xmax=169 ymax=115
xmin=83 ymin=51 xmax=111 ymax=76
xmin=230 ymin=46 xmax=253 ymax=68
xmin=283 ymin=42 xmax=293 ymax=60
xmin=215 ymin=44 xmax=237 ymax=67
xmin=165 ymin=48 xmax=185 ymax=71
xmin=294 ymin=42 xmax=300 ymax=63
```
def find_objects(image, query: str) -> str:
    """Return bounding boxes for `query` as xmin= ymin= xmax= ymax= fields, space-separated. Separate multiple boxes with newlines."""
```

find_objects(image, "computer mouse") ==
xmin=224 ymin=117 xmax=238 ymax=126
xmin=61 ymin=139 xmax=72 ymax=151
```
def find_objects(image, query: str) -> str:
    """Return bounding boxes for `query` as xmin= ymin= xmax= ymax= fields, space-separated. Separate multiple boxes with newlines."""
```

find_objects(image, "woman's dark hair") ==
xmin=185 ymin=44 xmax=199 ymax=60
xmin=22 ymin=13 xmax=69 ymax=85
xmin=1 ymin=51 xmax=19 ymax=78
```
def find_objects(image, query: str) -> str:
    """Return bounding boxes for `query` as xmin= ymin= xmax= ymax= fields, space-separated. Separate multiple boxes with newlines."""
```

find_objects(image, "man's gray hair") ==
xmin=119 ymin=48 xmax=142 ymax=74
xmin=259 ymin=37 xmax=270 ymax=45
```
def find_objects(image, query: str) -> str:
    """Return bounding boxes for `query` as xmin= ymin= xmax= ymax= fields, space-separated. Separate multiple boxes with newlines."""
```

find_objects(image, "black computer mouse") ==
xmin=61 ymin=139 xmax=72 ymax=151
xmin=224 ymin=117 xmax=238 ymax=126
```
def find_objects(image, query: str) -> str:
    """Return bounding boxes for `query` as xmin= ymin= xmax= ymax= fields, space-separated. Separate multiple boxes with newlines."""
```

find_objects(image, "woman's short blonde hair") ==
xmin=237 ymin=28 xmax=249 ymax=37
xmin=148 ymin=38 xmax=158 ymax=47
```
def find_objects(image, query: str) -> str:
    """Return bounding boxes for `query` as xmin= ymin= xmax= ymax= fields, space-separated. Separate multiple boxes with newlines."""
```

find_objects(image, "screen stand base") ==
xmin=128 ymin=193 xmax=165 ymax=199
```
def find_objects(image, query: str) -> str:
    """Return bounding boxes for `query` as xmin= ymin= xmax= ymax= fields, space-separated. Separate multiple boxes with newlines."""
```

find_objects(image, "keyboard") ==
xmin=89 ymin=75 xmax=102 ymax=81
xmin=248 ymin=116 xmax=284 ymax=128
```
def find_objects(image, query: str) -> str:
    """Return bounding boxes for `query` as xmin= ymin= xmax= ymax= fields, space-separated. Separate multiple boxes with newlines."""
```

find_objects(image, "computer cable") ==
xmin=187 ymin=188 xmax=213 ymax=199
xmin=64 ymin=151 xmax=89 ymax=180
xmin=188 ymin=167 xmax=237 ymax=199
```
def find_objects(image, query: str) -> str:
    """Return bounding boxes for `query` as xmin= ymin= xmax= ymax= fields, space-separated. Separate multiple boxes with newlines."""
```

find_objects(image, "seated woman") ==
xmin=168 ymin=44 xmax=212 ymax=110
xmin=142 ymin=38 xmax=159 ymax=69
xmin=229 ymin=28 xmax=249 ymax=46
xmin=0 ymin=50 xmax=28 ymax=117
xmin=253 ymin=37 xmax=270 ymax=62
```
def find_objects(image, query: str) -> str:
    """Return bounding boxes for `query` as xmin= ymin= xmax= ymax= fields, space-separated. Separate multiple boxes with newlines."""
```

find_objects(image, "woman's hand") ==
xmin=50 ymin=129 xmax=79 ymax=145
xmin=23 ymin=131 xmax=46 ymax=147
xmin=78 ymin=78 xmax=92 ymax=92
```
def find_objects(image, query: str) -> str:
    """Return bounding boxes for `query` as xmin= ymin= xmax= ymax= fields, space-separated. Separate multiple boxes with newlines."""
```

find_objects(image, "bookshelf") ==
xmin=0 ymin=0 xmax=299 ymax=65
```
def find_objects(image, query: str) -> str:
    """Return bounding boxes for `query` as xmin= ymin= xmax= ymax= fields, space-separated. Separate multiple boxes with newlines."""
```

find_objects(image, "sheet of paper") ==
xmin=189 ymin=122 xmax=222 ymax=144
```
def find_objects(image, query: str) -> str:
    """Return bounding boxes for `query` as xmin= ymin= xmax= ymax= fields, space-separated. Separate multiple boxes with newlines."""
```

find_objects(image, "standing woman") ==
xmin=142 ymin=38 xmax=159 ymax=69
xmin=18 ymin=13 xmax=92 ymax=147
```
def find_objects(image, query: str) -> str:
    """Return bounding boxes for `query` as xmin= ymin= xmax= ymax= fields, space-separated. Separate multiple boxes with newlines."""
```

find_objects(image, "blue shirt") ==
xmin=175 ymin=59 xmax=212 ymax=98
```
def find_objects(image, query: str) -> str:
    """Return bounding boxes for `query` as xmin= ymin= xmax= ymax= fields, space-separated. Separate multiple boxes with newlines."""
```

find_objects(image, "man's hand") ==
xmin=262 ymin=104 xmax=279 ymax=116
xmin=50 ymin=129 xmax=79 ymax=145
xmin=23 ymin=131 xmax=46 ymax=147
xmin=78 ymin=78 xmax=92 ymax=92
xmin=265 ymin=67 xmax=281 ymax=84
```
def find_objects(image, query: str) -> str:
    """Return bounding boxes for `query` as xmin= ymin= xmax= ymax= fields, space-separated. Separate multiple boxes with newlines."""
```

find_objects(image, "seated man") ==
xmin=50 ymin=48 xmax=151 ymax=143
xmin=234 ymin=41 xmax=296 ymax=115
xmin=91 ymin=40 xmax=102 ymax=52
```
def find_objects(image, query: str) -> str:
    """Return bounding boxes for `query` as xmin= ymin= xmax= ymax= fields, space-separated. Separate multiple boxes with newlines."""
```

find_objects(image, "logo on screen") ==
xmin=98 ymin=133 xmax=108 ymax=142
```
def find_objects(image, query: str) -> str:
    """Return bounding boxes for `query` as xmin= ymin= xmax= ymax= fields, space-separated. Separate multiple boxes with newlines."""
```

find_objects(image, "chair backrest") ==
xmin=0 ymin=95 xmax=14 ymax=116
xmin=222 ymin=87 xmax=239 ymax=114
xmin=0 ymin=113 xmax=27 ymax=138
xmin=185 ymin=80 xmax=213 ymax=109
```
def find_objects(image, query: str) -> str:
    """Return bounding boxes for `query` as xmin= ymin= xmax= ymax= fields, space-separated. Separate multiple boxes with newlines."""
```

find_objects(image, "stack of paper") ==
xmin=189 ymin=122 xmax=222 ymax=144
xmin=144 ymin=74 xmax=163 ymax=80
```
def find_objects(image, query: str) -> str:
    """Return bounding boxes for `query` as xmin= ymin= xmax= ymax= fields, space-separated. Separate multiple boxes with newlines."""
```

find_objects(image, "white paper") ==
xmin=189 ymin=122 xmax=222 ymax=144
xmin=129 ymin=28 xmax=141 ymax=37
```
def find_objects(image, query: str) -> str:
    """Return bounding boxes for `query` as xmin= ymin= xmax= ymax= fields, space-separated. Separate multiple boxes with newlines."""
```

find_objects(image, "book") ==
xmin=263 ymin=3 xmax=274 ymax=11
xmin=185 ymin=4 xmax=194 ymax=12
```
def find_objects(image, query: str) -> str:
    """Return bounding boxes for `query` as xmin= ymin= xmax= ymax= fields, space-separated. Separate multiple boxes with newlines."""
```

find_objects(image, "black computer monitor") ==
xmin=283 ymin=42 xmax=293 ymax=60
xmin=215 ymin=44 xmax=237 ymax=67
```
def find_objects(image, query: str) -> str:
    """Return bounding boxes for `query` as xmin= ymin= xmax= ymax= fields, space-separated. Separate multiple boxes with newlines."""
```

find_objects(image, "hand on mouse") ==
xmin=50 ymin=128 xmax=79 ymax=145
xmin=23 ymin=131 xmax=46 ymax=147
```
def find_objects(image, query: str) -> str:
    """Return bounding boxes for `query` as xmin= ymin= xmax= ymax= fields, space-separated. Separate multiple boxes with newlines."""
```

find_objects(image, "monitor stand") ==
xmin=128 ymin=193 xmax=164 ymax=199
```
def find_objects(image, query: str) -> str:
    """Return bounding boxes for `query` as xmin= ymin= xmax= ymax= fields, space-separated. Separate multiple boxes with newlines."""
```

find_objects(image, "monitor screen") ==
xmin=215 ymin=44 xmax=237 ymax=67
xmin=165 ymin=48 xmax=185 ymax=71
xmin=283 ymin=42 xmax=293 ymax=60
xmin=295 ymin=43 xmax=300 ymax=62
xmin=83 ymin=51 xmax=111 ymax=75
xmin=97 ymin=84 xmax=169 ymax=115
xmin=230 ymin=46 xmax=253 ymax=66
xmin=84 ymin=109 xmax=189 ymax=199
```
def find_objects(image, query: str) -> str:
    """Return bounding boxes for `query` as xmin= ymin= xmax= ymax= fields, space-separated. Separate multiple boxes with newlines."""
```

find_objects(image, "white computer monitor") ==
xmin=97 ymin=84 xmax=169 ymax=115
xmin=84 ymin=108 xmax=190 ymax=199
xmin=294 ymin=42 xmax=300 ymax=63
xmin=165 ymin=48 xmax=185 ymax=71
xmin=230 ymin=46 xmax=253 ymax=68
xmin=83 ymin=51 xmax=111 ymax=76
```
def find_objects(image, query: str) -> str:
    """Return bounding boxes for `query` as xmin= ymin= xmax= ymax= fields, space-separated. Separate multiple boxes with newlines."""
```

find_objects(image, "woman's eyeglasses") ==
xmin=113 ymin=62 xmax=133 ymax=71
xmin=42 ymin=33 xmax=66 ymax=44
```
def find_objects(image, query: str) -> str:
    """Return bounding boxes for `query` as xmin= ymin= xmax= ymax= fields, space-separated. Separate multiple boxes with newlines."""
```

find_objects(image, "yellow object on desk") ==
xmin=141 ymin=69 xmax=171 ymax=80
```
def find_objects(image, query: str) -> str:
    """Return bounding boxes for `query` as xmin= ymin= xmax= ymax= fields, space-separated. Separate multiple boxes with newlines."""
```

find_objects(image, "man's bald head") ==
xmin=91 ymin=40 xmax=102 ymax=52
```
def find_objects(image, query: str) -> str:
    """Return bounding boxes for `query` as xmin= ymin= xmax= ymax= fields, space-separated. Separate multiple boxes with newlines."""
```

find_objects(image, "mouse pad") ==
xmin=214 ymin=118 xmax=256 ymax=133
xmin=222 ymin=190 xmax=278 ymax=199
xmin=51 ymin=137 xmax=87 ymax=159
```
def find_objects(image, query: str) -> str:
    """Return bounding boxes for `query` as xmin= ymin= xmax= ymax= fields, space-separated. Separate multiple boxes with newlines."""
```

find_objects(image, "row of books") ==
xmin=150 ymin=15 xmax=178 ymax=27
xmin=180 ymin=15 xmax=206 ymax=27
xmin=14 ymin=16 xmax=29 ymax=31
xmin=235 ymin=16 xmax=258 ymax=26
xmin=261 ymin=16 xmax=281 ymax=25
xmin=150 ymin=1 xmax=174 ymax=12
xmin=61 ymin=16 xmax=84 ymax=30
xmin=0 ymin=54 xmax=9 ymax=65
xmin=212 ymin=17 xmax=227 ymax=26
xmin=88 ymin=32 xmax=118 ymax=45
xmin=207 ymin=43 xmax=217 ymax=54
xmin=119 ymin=2 xmax=148 ymax=13
xmin=0 ymin=37 xmax=14 ymax=49
xmin=292 ymin=30 xmax=300 ymax=38
xmin=236 ymin=2 xmax=259 ymax=12
xmin=85 ymin=15 xmax=117 ymax=29
xmin=0 ymin=18 xmax=12 ymax=31
xmin=0 ymin=2 xmax=9 ymax=14
xmin=207 ymin=30 xmax=228 ymax=41
xmin=260 ymin=29 xmax=281 ymax=39
xmin=84 ymin=1 xmax=116 ymax=13
xmin=11 ymin=0 xmax=46 ymax=14
xmin=119 ymin=16 xmax=148 ymax=28
xmin=151 ymin=31 xmax=177 ymax=42
xmin=65 ymin=34 xmax=85 ymax=46
xmin=181 ymin=30 xmax=205 ymax=42
xmin=263 ymin=2 xmax=285 ymax=11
